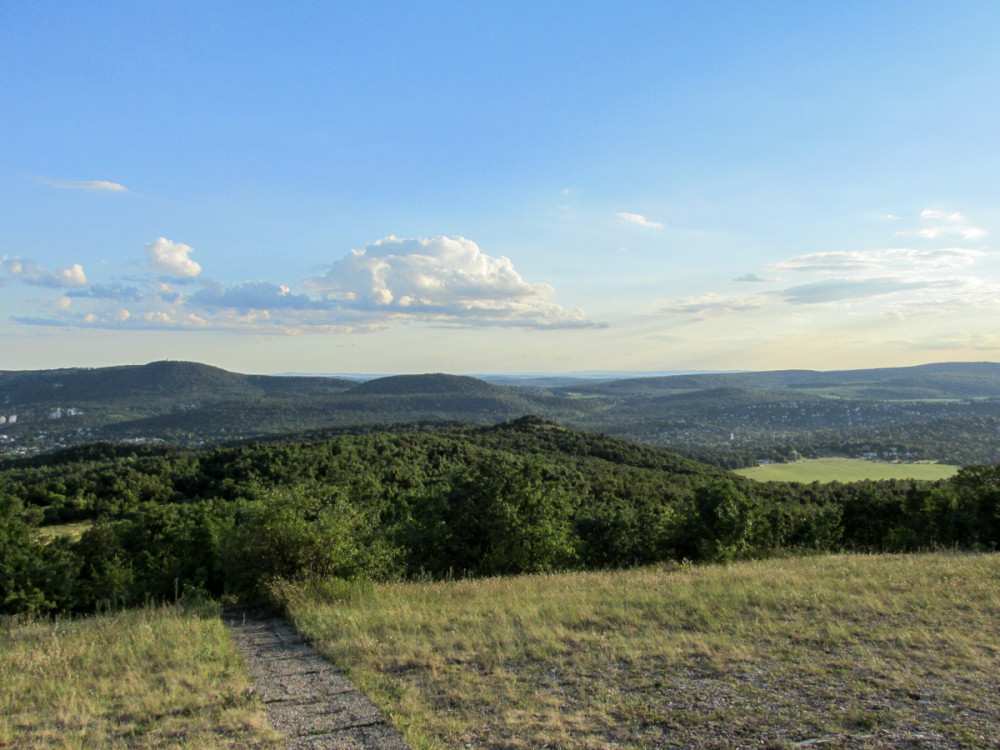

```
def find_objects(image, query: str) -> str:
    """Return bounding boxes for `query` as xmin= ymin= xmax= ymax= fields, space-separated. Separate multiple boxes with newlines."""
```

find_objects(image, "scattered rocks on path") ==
xmin=224 ymin=609 xmax=411 ymax=750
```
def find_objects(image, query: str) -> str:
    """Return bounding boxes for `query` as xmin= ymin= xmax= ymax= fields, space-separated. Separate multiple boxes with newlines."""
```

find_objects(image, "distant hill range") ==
xmin=0 ymin=360 xmax=358 ymax=405
xmin=2 ymin=360 xmax=1000 ymax=466
xmin=545 ymin=362 xmax=1000 ymax=400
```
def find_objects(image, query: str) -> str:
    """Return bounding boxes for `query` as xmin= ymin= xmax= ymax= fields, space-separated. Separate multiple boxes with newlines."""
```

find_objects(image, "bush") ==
xmin=688 ymin=479 xmax=759 ymax=562
xmin=218 ymin=485 xmax=400 ymax=602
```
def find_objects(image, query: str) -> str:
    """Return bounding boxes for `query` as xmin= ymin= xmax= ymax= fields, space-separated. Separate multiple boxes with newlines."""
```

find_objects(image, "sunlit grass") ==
xmin=35 ymin=521 xmax=93 ymax=542
xmin=734 ymin=457 xmax=958 ymax=483
xmin=0 ymin=604 xmax=281 ymax=749
xmin=280 ymin=553 xmax=1000 ymax=749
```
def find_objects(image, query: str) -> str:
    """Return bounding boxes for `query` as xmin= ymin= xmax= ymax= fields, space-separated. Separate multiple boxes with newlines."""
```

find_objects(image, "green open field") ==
xmin=733 ymin=457 xmax=959 ymax=483
xmin=279 ymin=553 xmax=1000 ymax=749
xmin=0 ymin=604 xmax=280 ymax=749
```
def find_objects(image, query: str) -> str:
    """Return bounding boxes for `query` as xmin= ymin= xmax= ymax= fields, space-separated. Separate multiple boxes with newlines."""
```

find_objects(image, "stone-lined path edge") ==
xmin=223 ymin=609 xmax=412 ymax=750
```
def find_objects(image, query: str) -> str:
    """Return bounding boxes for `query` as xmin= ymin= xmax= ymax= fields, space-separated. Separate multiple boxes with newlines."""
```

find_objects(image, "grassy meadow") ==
xmin=279 ymin=553 xmax=1000 ymax=749
xmin=733 ymin=457 xmax=959 ymax=483
xmin=0 ymin=604 xmax=281 ymax=749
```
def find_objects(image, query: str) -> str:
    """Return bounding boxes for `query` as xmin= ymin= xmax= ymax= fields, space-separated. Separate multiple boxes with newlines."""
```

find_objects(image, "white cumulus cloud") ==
xmin=144 ymin=238 xmax=202 ymax=279
xmin=12 ymin=235 xmax=599 ymax=334
xmin=306 ymin=235 xmax=594 ymax=328
xmin=2 ymin=257 xmax=88 ymax=287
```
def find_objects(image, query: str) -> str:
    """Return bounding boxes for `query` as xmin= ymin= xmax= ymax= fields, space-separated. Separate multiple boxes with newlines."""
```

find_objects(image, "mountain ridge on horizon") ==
xmin=3 ymin=359 xmax=1000 ymax=466
xmin=7 ymin=357 xmax=1000 ymax=381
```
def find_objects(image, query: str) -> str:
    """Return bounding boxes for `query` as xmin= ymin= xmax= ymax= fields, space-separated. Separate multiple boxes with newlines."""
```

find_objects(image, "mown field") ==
xmin=280 ymin=553 xmax=1000 ymax=749
xmin=0 ymin=604 xmax=280 ymax=749
xmin=733 ymin=457 xmax=959 ymax=483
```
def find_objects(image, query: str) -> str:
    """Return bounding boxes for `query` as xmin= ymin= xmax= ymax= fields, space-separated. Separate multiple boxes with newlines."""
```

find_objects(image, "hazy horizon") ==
xmin=4 ymin=3 xmax=999 ymax=374
xmin=8 ymin=358 xmax=1000 ymax=383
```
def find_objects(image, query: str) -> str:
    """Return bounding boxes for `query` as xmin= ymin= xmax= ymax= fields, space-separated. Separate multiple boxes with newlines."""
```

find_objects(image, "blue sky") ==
xmin=3 ymin=1 xmax=1000 ymax=374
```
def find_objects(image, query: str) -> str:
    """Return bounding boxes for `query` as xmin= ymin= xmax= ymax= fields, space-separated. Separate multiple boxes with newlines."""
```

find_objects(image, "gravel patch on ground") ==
xmin=223 ymin=610 xmax=411 ymax=750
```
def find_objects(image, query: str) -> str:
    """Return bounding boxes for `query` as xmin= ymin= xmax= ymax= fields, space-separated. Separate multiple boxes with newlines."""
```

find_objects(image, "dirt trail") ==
xmin=224 ymin=610 xmax=411 ymax=750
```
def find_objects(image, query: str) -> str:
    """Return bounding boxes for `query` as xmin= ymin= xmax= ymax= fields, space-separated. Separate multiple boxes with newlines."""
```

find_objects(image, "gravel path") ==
xmin=223 ymin=610 xmax=412 ymax=750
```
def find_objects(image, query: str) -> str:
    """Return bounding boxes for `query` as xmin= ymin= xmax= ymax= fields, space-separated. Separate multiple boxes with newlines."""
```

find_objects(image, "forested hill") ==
xmin=4 ymin=415 xmax=1000 ymax=616
xmin=0 ymin=362 xmax=587 ymax=454
xmin=3 ymin=360 xmax=1000 ymax=466
xmin=351 ymin=373 xmax=504 ymax=396
xmin=0 ymin=360 xmax=358 ymax=405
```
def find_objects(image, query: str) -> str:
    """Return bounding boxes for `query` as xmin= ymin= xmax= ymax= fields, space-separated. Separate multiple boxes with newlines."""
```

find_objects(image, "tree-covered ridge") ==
xmin=0 ymin=360 xmax=355 ymax=403
xmin=350 ymin=372 xmax=506 ymax=396
xmin=4 ymin=361 xmax=1000 ymax=465
xmin=2 ymin=417 xmax=999 ymax=616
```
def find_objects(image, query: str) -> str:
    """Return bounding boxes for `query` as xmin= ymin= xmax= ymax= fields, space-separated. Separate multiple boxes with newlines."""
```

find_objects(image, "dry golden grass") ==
xmin=280 ymin=553 xmax=1000 ymax=749
xmin=0 ymin=604 xmax=282 ymax=749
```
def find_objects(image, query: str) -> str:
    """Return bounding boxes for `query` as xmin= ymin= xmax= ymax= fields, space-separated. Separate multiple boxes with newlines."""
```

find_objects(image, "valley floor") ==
xmin=733 ymin=457 xmax=959 ymax=483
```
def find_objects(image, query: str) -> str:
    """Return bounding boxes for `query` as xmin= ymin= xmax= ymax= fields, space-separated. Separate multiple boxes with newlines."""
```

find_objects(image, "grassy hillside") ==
xmin=11 ymin=554 xmax=997 ymax=747
xmin=0 ymin=604 xmax=279 ymax=748
xmin=280 ymin=552 xmax=1000 ymax=749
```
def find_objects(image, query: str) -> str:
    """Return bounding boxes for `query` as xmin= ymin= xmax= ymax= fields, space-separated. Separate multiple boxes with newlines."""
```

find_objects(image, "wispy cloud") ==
xmin=895 ymin=208 xmax=986 ymax=240
xmin=46 ymin=179 xmax=129 ymax=193
xmin=770 ymin=251 xmax=883 ymax=274
xmin=651 ymin=207 xmax=997 ymax=327
xmin=778 ymin=278 xmax=934 ymax=305
xmin=655 ymin=292 xmax=775 ymax=317
xmin=615 ymin=212 xmax=663 ymax=228
xmin=66 ymin=282 xmax=143 ymax=301
xmin=190 ymin=281 xmax=324 ymax=313
xmin=905 ymin=332 xmax=1000 ymax=351
xmin=734 ymin=273 xmax=774 ymax=283
xmin=920 ymin=209 xmax=961 ymax=220
xmin=771 ymin=246 xmax=983 ymax=276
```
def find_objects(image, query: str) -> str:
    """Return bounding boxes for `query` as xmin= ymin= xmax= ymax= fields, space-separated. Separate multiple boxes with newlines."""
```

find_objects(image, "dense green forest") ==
xmin=2 ymin=417 xmax=998 ymax=616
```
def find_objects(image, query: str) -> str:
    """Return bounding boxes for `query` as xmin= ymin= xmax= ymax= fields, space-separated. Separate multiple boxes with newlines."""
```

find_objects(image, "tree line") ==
xmin=2 ymin=417 xmax=998 ymax=615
